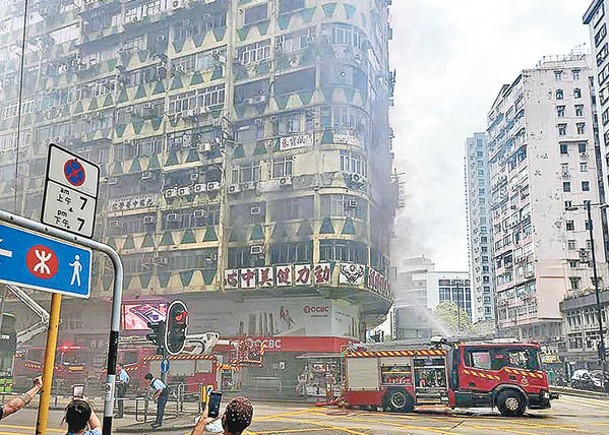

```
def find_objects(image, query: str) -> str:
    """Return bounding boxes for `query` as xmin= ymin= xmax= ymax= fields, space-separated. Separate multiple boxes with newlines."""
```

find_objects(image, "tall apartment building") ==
xmin=465 ymin=132 xmax=495 ymax=323
xmin=390 ymin=256 xmax=435 ymax=341
xmin=0 ymin=0 xmax=397 ymax=383
xmin=487 ymin=54 xmax=609 ymax=347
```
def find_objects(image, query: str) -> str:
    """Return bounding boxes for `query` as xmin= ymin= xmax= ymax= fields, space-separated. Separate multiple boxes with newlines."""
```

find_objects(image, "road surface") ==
xmin=0 ymin=394 xmax=607 ymax=434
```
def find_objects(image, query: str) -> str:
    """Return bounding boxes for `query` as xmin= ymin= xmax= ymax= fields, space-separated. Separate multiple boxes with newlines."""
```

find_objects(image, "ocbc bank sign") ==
xmin=303 ymin=305 xmax=330 ymax=315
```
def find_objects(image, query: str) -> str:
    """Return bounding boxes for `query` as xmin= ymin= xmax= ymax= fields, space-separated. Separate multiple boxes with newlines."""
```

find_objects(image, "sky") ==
xmin=389 ymin=0 xmax=592 ymax=271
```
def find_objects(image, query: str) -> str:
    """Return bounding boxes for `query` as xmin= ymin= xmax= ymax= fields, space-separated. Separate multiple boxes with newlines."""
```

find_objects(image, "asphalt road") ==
xmin=2 ymin=394 xmax=608 ymax=434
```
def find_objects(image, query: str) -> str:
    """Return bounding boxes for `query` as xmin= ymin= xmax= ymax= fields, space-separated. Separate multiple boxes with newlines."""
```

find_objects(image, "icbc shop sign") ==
xmin=303 ymin=305 xmax=330 ymax=316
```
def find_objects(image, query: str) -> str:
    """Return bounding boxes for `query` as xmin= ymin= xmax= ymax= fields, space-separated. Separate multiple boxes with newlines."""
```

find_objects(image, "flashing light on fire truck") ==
xmin=165 ymin=300 xmax=188 ymax=356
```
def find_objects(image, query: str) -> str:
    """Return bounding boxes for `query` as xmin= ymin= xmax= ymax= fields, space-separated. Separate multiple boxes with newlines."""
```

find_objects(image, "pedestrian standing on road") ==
xmin=0 ymin=376 xmax=42 ymax=420
xmin=190 ymin=396 xmax=253 ymax=435
xmin=64 ymin=398 xmax=102 ymax=435
xmin=145 ymin=372 xmax=168 ymax=428
xmin=115 ymin=363 xmax=129 ymax=419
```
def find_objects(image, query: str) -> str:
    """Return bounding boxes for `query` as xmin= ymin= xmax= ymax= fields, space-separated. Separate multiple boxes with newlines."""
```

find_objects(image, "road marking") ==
xmin=255 ymin=408 xmax=316 ymax=421
xmin=327 ymin=413 xmax=456 ymax=435
xmin=0 ymin=424 xmax=64 ymax=433
xmin=254 ymin=427 xmax=370 ymax=434
xmin=273 ymin=417 xmax=372 ymax=435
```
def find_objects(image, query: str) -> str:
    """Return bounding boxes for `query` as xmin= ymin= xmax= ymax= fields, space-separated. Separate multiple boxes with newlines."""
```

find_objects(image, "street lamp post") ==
xmin=569 ymin=202 xmax=609 ymax=393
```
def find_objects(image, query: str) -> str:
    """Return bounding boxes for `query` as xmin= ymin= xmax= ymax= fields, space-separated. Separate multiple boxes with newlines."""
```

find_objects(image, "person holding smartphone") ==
xmin=144 ymin=373 xmax=168 ymax=428
xmin=64 ymin=398 xmax=102 ymax=435
xmin=190 ymin=396 xmax=253 ymax=435
xmin=0 ymin=376 xmax=42 ymax=421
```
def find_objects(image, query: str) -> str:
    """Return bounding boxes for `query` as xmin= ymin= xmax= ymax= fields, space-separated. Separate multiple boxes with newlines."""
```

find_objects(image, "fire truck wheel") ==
xmin=384 ymin=389 xmax=414 ymax=413
xmin=496 ymin=390 xmax=526 ymax=417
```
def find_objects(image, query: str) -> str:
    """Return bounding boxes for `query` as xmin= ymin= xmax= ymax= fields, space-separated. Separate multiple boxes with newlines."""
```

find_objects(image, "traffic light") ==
xmin=165 ymin=300 xmax=188 ymax=355
xmin=146 ymin=320 xmax=166 ymax=355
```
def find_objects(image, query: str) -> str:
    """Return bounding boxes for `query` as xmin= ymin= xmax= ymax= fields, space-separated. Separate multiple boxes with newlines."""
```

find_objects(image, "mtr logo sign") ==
xmin=303 ymin=305 xmax=330 ymax=317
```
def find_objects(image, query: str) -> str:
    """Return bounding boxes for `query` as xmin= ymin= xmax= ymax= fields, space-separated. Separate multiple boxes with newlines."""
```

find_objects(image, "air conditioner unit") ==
xmin=250 ymin=206 xmax=261 ymax=215
xmin=228 ymin=184 xmax=241 ymax=194
xmin=207 ymin=181 xmax=221 ymax=191
xmin=109 ymin=221 xmax=124 ymax=228
xmin=190 ymin=173 xmax=199 ymax=182
xmin=167 ymin=213 xmax=179 ymax=221
xmin=194 ymin=209 xmax=207 ymax=219
xmin=141 ymin=171 xmax=154 ymax=181
xmin=245 ymin=95 xmax=266 ymax=105
xmin=351 ymin=173 xmax=364 ymax=184
xmin=524 ymin=271 xmax=534 ymax=279
xmin=279 ymin=177 xmax=292 ymax=186
xmin=157 ymin=35 xmax=167 ymax=42
xmin=250 ymin=245 xmax=264 ymax=254
xmin=255 ymin=118 xmax=264 ymax=125
xmin=175 ymin=64 xmax=186 ymax=74
xmin=241 ymin=181 xmax=255 ymax=190
xmin=510 ymin=205 xmax=518 ymax=210
xmin=141 ymin=257 xmax=152 ymax=265
xmin=193 ymin=183 xmax=207 ymax=193
xmin=143 ymin=103 xmax=154 ymax=111
xmin=199 ymin=142 xmax=212 ymax=153
xmin=164 ymin=188 xmax=178 ymax=198
xmin=107 ymin=177 xmax=119 ymax=185
xmin=348 ymin=199 xmax=358 ymax=208
xmin=126 ymin=107 xmax=135 ymax=114
xmin=143 ymin=216 xmax=156 ymax=224
xmin=580 ymin=152 xmax=588 ymax=158
xmin=178 ymin=186 xmax=192 ymax=196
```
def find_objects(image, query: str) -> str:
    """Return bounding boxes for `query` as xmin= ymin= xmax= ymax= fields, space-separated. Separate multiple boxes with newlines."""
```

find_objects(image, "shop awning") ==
xmin=296 ymin=352 xmax=343 ymax=359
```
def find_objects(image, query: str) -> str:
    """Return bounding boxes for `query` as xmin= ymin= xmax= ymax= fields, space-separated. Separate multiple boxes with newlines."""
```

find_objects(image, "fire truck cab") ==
xmin=344 ymin=341 xmax=557 ymax=416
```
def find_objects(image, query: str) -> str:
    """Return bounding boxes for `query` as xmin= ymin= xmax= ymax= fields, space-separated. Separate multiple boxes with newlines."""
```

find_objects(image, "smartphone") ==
xmin=208 ymin=391 xmax=222 ymax=418
xmin=72 ymin=384 xmax=84 ymax=398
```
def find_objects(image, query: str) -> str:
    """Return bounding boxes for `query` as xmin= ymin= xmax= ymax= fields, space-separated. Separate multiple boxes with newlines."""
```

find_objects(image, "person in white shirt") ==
xmin=145 ymin=373 xmax=168 ymax=428
xmin=115 ymin=363 xmax=129 ymax=418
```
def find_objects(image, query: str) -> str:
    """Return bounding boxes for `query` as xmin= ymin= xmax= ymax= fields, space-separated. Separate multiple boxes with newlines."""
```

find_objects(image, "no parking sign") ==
xmin=42 ymin=144 xmax=100 ymax=238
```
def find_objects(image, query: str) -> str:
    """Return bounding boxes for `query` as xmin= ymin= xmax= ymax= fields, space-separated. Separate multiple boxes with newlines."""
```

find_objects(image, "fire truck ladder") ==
xmin=2 ymin=284 xmax=50 ymax=345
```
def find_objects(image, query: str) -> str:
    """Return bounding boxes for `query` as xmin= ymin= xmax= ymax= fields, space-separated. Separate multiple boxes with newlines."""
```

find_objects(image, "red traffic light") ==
xmin=174 ymin=310 xmax=188 ymax=324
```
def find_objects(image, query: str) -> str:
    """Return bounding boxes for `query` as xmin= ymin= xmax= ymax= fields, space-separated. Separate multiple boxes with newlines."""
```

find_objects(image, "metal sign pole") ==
xmin=35 ymin=293 xmax=61 ymax=435
xmin=0 ymin=211 xmax=123 ymax=435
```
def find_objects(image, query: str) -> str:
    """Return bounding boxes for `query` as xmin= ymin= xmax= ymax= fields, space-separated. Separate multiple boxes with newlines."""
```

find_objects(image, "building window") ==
xmin=278 ymin=0 xmax=305 ymax=14
xmin=558 ymin=124 xmax=567 ymax=136
xmin=586 ymin=220 xmax=592 ymax=231
xmin=560 ymin=143 xmax=568 ymax=154
xmin=275 ymin=28 xmax=315 ymax=55
xmin=579 ymin=143 xmax=587 ymax=153
xmin=554 ymin=71 xmax=563 ymax=81
xmin=577 ymin=123 xmax=585 ymax=134
xmin=563 ymin=182 xmax=571 ymax=192
xmin=565 ymin=200 xmax=573 ymax=210
xmin=271 ymin=242 xmax=312 ymax=264
xmin=270 ymin=196 xmax=314 ymax=221
xmin=340 ymin=151 xmax=368 ymax=177
xmin=272 ymin=157 xmax=293 ymax=178
xmin=580 ymin=162 xmax=588 ymax=172
xmin=556 ymin=89 xmax=564 ymax=100
xmin=231 ymin=161 xmax=261 ymax=184
xmin=570 ymin=277 xmax=581 ymax=290
xmin=582 ymin=181 xmax=590 ymax=191
xmin=243 ymin=4 xmax=268 ymax=26
xmin=566 ymin=220 xmax=575 ymax=231
xmin=569 ymin=260 xmax=578 ymax=268
xmin=319 ymin=239 xmax=368 ymax=263
xmin=596 ymin=24 xmax=608 ymax=47
xmin=557 ymin=105 xmax=565 ymax=117
xmin=568 ymin=240 xmax=577 ymax=250
xmin=574 ymin=88 xmax=582 ymax=98
xmin=575 ymin=105 xmax=584 ymax=116
xmin=573 ymin=70 xmax=581 ymax=80
xmin=239 ymin=40 xmax=271 ymax=65
xmin=320 ymin=194 xmax=368 ymax=220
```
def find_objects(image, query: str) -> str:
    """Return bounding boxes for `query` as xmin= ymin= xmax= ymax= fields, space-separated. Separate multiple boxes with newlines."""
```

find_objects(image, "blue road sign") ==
xmin=0 ymin=222 xmax=92 ymax=298
xmin=161 ymin=358 xmax=170 ymax=374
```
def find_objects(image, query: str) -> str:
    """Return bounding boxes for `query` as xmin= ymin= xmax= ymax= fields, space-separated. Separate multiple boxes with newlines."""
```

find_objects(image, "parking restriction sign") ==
xmin=42 ymin=144 xmax=100 ymax=238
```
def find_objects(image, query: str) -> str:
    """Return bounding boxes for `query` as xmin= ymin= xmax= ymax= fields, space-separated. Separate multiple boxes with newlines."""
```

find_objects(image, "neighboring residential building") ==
xmin=487 ymin=53 xmax=609 ymax=347
xmin=559 ymin=288 xmax=609 ymax=370
xmin=426 ymin=271 xmax=472 ymax=321
xmin=465 ymin=132 xmax=495 ymax=323
xmin=0 ymin=0 xmax=398 ymax=388
xmin=390 ymin=256 xmax=435 ymax=341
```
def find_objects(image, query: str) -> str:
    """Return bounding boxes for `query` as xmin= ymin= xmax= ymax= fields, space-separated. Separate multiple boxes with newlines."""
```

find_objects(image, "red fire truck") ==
xmin=343 ymin=341 xmax=558 ymax=416
xmin=13 ymin=344 xmax=91 ymax=393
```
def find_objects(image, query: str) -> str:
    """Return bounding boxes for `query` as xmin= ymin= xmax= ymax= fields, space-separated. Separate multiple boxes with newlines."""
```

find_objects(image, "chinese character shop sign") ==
xmin=42 ymin=144 xmax=100 ymax=238
xmin=0 ymin=222 xmax=92 ymax=298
